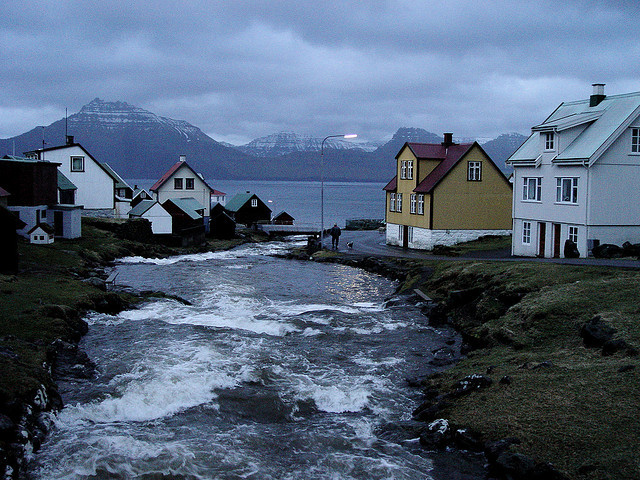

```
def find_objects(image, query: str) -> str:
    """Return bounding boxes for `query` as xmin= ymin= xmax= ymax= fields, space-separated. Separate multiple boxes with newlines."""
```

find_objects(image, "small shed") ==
xmin=210 ymin=208 xmax=236 ymax=239
xmin=225 ymin=192 xmax=272 ymax=227
xmin=28 ymin=222 xmax=55 ymax=244
xmin=129 ymin=199 xmax=172 ymax=235
xmin=272 ymin=211 xmax=294 ymax=225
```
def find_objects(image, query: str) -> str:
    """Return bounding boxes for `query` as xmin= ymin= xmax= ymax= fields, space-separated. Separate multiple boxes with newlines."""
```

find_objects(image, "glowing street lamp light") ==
xmin=320 ymin=133 xmax=358 ymax=248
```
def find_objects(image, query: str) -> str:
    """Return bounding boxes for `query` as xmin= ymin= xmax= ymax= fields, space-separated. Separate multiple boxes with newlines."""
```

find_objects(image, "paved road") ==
xmin=325 ymin=230 xmax=640 ymax=269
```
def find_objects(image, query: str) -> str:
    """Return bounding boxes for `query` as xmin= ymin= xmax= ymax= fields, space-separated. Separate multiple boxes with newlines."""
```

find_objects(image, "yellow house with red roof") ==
xmin=383 ymin=133 xmax=512 ymax=249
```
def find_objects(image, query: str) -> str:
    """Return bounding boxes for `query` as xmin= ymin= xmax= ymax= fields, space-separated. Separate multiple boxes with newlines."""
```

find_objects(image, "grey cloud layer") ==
xmin=1 ymin=0 xmax=639 ymax=143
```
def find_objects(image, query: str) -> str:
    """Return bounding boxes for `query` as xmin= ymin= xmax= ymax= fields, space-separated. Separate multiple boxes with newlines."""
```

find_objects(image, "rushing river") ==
xmin=26 ymin=240 xmax=483 ymax=479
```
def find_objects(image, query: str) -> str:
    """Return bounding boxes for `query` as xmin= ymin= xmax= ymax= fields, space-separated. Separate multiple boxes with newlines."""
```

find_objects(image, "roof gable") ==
xmin=57 ymin=171 xmax=77 ymax=191
xmin=150 ymin=160 xmax=213 ymax=192
xmin=164 ymin=197 xmax=204 ymax=220
xmin=128 ymin=199 xmax=157 ymax=216
xmin=413 ymin=143 xmax=475 ymax=193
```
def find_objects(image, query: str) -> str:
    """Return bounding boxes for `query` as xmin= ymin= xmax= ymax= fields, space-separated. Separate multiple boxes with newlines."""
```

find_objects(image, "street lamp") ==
xmin=320 ymin=133 xmax=357 ymax=248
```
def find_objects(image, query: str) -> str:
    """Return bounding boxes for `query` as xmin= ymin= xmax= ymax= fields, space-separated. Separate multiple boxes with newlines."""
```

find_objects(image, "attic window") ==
xmin=467 ymin=161 xmax=482 ymax=181
xmin=174 ymin=178 xmax=183 ymax=189
xmin=251 ymin=198 xmax=258 ymax=207
xmin=632 ymin=128 xmax=640 ymax=153
xmin=70 ymin=156 xmax=84 ymax=172
xmin=544 ymin=132 xmax=555 ymax=151
xmin=186 ymin=178 xmax=195 ymax=190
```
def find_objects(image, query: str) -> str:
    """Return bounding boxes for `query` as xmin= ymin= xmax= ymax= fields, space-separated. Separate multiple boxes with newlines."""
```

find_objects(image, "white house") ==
xmin=150 ymin=156 xmax=215 ymax=232
xmin=128 ymin=199 xmax=172 ymax=235
xmin=28 ymin=223 xmax=55 ymax=244
xmin=508 ymin=84 xmax=640 ymax=258
xmin=25 ymin=137 xmax=116 ymax=214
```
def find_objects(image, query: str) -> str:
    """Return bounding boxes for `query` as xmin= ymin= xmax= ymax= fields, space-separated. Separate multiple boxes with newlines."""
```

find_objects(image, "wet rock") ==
xmin=453 ymin=427 xmax=484 ymax=452
xmin=484 ymin=438 xmax=521 ymax=464
xmin=83 ymin=277 xmax=106 ymax=290
xmin=580 ymin=316 xmax=616 ymax=347
xmin=493 ymin=451 xmax=536 ymax=478
xmin=50 ymin=340 xmax=96 ymax=380
xmin=419 ymin=418 xmax=453 ymax=449
xmin=0 ymin=414 xmax=15 ymax=437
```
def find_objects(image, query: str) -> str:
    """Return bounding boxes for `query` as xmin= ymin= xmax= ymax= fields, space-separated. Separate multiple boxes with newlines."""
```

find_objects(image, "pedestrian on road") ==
xmin=330 ymin=224 xmax=341 ymax=249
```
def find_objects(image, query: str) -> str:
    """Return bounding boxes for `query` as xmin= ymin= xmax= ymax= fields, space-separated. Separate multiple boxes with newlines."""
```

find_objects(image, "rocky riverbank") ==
xmin=296 ymin=249 xmax=640 ymax=480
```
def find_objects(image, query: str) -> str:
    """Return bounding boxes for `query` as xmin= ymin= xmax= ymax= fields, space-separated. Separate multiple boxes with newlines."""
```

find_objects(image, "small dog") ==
xmin=346 ymin=241 xmax=353 ymax=249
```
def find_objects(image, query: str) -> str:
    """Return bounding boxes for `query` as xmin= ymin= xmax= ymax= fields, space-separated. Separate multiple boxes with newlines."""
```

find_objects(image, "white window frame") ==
xmin=410 ymin=193 xmax=417 ymax=214
xmin=522 ymin=177 xmax=542 ymax=202
xmin=522 ymin=221 xmax=532 ymax=245
xmin=544 ymin=132 xmax=555 ymax=151
xmin=396 ymin=193 xmax=403 ymax=212
xmin=398 ymin=224 xmax=403 ymax=242
xmin=389 ymin=193 xmax=396 ymax=212
xmin=251 ymin=198 xmax=258 ymax=207
xmin=556 ymin=177 xmax=578 ymax=204
xmin=467 ymin=161 xmax=482 ymax=181
xmin=632 ymin=128 xmax=640 ymax=153
xmin=400 ymin=161 xmax=407 ymax=179
xmin=407 ymin=160 xmax=414 ymax=180
xmin=407 ymin=226 xmax=414 ymax=243
xmin=417 ymin=194 xmax=424 ymax=215
xmin=568 ymin=226 xmax=578 ymax=243
xmin=70 ymin=156 xmax=84 ymax=172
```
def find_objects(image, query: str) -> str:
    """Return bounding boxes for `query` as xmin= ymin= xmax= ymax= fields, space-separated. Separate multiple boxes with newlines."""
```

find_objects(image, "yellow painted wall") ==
xmin=432 ymin=146 xmax=512 ymax=230
xmin=386 ymin=146 xmax=432 ymax=228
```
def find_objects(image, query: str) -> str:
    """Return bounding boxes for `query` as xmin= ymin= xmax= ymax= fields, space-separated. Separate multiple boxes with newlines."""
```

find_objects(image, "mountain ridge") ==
xmin=0 ymin=99 xmax=525 ymax=182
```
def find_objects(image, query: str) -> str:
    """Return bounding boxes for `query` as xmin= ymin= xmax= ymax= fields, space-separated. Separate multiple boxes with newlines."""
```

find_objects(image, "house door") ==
xmin=538 ymin=222 xmax=546 ymax=257
xmin=553 ymin=223 xmax=562 ymax=258
xmin=54 ymin=211 xmax=63 ymax=237
xmin=402 ymin=225 xmax=409 ymax=249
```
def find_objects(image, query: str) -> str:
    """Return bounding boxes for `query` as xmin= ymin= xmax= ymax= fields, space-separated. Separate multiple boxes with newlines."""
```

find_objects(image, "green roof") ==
xmin=166 ymin=197 xmax=204 ymax=220
xmin=57 ymin=171 xmax=77 ymax=191
xmin=225 ymin=193 xmax=255 ymax=212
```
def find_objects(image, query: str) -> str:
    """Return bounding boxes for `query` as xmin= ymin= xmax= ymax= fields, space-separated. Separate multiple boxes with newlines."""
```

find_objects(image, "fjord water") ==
xmin=27 ymin=240 xmax=479 ymax=479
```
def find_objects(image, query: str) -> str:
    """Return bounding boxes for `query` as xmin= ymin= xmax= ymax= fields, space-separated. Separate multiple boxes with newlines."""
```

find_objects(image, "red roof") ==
xmin=211 ymin=189 xmax=226 ymax=196
xmin=383 ymin=176 xmax=397 ymax=191
xmin=414 ymin=143 xmax=474 ymax=193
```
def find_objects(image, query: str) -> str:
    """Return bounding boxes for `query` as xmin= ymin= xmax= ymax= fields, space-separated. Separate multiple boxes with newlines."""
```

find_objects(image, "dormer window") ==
xmin=544 ymin=132 xmax=555 ymax=151
xmin=632 ymin=128 xmax=640 ymax=153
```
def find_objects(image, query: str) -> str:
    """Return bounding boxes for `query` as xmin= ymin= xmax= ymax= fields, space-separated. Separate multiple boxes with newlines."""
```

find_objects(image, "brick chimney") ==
xmin=590 ymin=83 xmax=606 ymax=107
xmin=66 ymin=135 xmax=74 ymax=145
xmin=442 ymin=132 xmax=454 ymax=147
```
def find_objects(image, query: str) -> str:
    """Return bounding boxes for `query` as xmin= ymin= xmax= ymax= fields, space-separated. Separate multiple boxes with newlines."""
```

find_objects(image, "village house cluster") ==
xmin=0 ymin=136 xmax=282 ymax=259
xmin=384 ymin=84 xmax=640 ymax=258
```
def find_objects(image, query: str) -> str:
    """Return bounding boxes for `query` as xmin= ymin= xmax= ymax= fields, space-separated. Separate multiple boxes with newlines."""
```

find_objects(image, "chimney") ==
xmin=179 ymin=154 xmax=186 ymax=162
xmin=442 ymin=132 xmax=454 ymax=147
xmin=590 ymin=83 xmax=606 ymax=107
xmin=66 ymin=135 xmax=74 ymax=145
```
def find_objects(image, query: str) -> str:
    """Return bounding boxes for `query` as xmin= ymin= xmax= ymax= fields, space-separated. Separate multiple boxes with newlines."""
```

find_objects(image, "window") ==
xmin=568 ymin=226 xmax=578 ymax=243
xmin=174 ymin=178 xmax=183 ymax=189
xmin=400 ymin=161 xmax=407 ymax=179
xmin=410 ymin=194 xmax=417 ymax=214
xmin=523 ymin=177 xmax=542 ymax=201
xmin=467 ymin=161 xmax=482 ymax=181
xmin=398 ymin=225 xmax=403 ymax=242
xmin=396 ymin=193 xmax=403 ymax=212
xmin=389 ymin=193 xmax=396 ymax=212
xmin=70 ymin=156 xmax=84 ymax=172
xmin=186 ymin=178 xmax=195 ymax=190
xmin=41 ymin=209 xmax=47 ymax=220
xmin=407 ymin=226 xmax=414 ymax=243
xmin=556 ymin=177 xmax=578 ymax=204
xmin=632 ymin=128 xmax=640 ymax=153
xmin=407 ymin=160 xmax=414 ymax=179
xmin=522 ymin=221 xmax=532 ymax=245
xmin=417 ymin=194 xmax=424 ymax=215
xmin=544 ymin=132 xmax=555 ymax=150
xmin=251 ymin=198 xmax=258 ymax=207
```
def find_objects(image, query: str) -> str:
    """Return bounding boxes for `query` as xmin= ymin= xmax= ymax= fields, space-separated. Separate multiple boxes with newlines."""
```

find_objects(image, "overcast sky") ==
xmin=1 ymin=0 xmax=639 ymax=145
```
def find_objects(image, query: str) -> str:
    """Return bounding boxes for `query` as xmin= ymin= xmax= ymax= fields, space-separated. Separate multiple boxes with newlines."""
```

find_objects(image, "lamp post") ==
xmin=320 ymin=133 xmax=357 ymax=248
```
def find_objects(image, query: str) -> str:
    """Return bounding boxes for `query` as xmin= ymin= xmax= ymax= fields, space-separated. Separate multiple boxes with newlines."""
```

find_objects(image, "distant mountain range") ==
xmin=0 ymin=98 xmax=525 ymax=182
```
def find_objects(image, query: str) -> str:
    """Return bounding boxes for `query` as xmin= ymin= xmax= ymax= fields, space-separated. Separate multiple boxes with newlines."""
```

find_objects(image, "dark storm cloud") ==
xmin=1 ymin=0 xmax=640 ymax=144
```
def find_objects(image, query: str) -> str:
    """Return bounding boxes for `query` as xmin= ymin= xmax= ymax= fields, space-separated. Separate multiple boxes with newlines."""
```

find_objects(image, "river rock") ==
xmin=419 ymin=418 xmax=453 ymax=449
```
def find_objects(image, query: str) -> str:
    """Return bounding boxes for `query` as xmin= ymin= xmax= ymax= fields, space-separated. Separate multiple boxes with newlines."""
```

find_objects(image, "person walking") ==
xmin=330 ymin=223 xmax=341 ymax=249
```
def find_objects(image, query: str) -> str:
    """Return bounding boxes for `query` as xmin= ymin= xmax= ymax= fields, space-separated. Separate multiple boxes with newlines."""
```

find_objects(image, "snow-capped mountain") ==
xmin=237 ymin=131 xmax=379 ymax=157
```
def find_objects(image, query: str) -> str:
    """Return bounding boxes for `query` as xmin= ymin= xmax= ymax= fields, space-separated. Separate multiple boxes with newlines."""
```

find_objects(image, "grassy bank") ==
xmin=404 ymin=260 xmax=640 ymax=480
